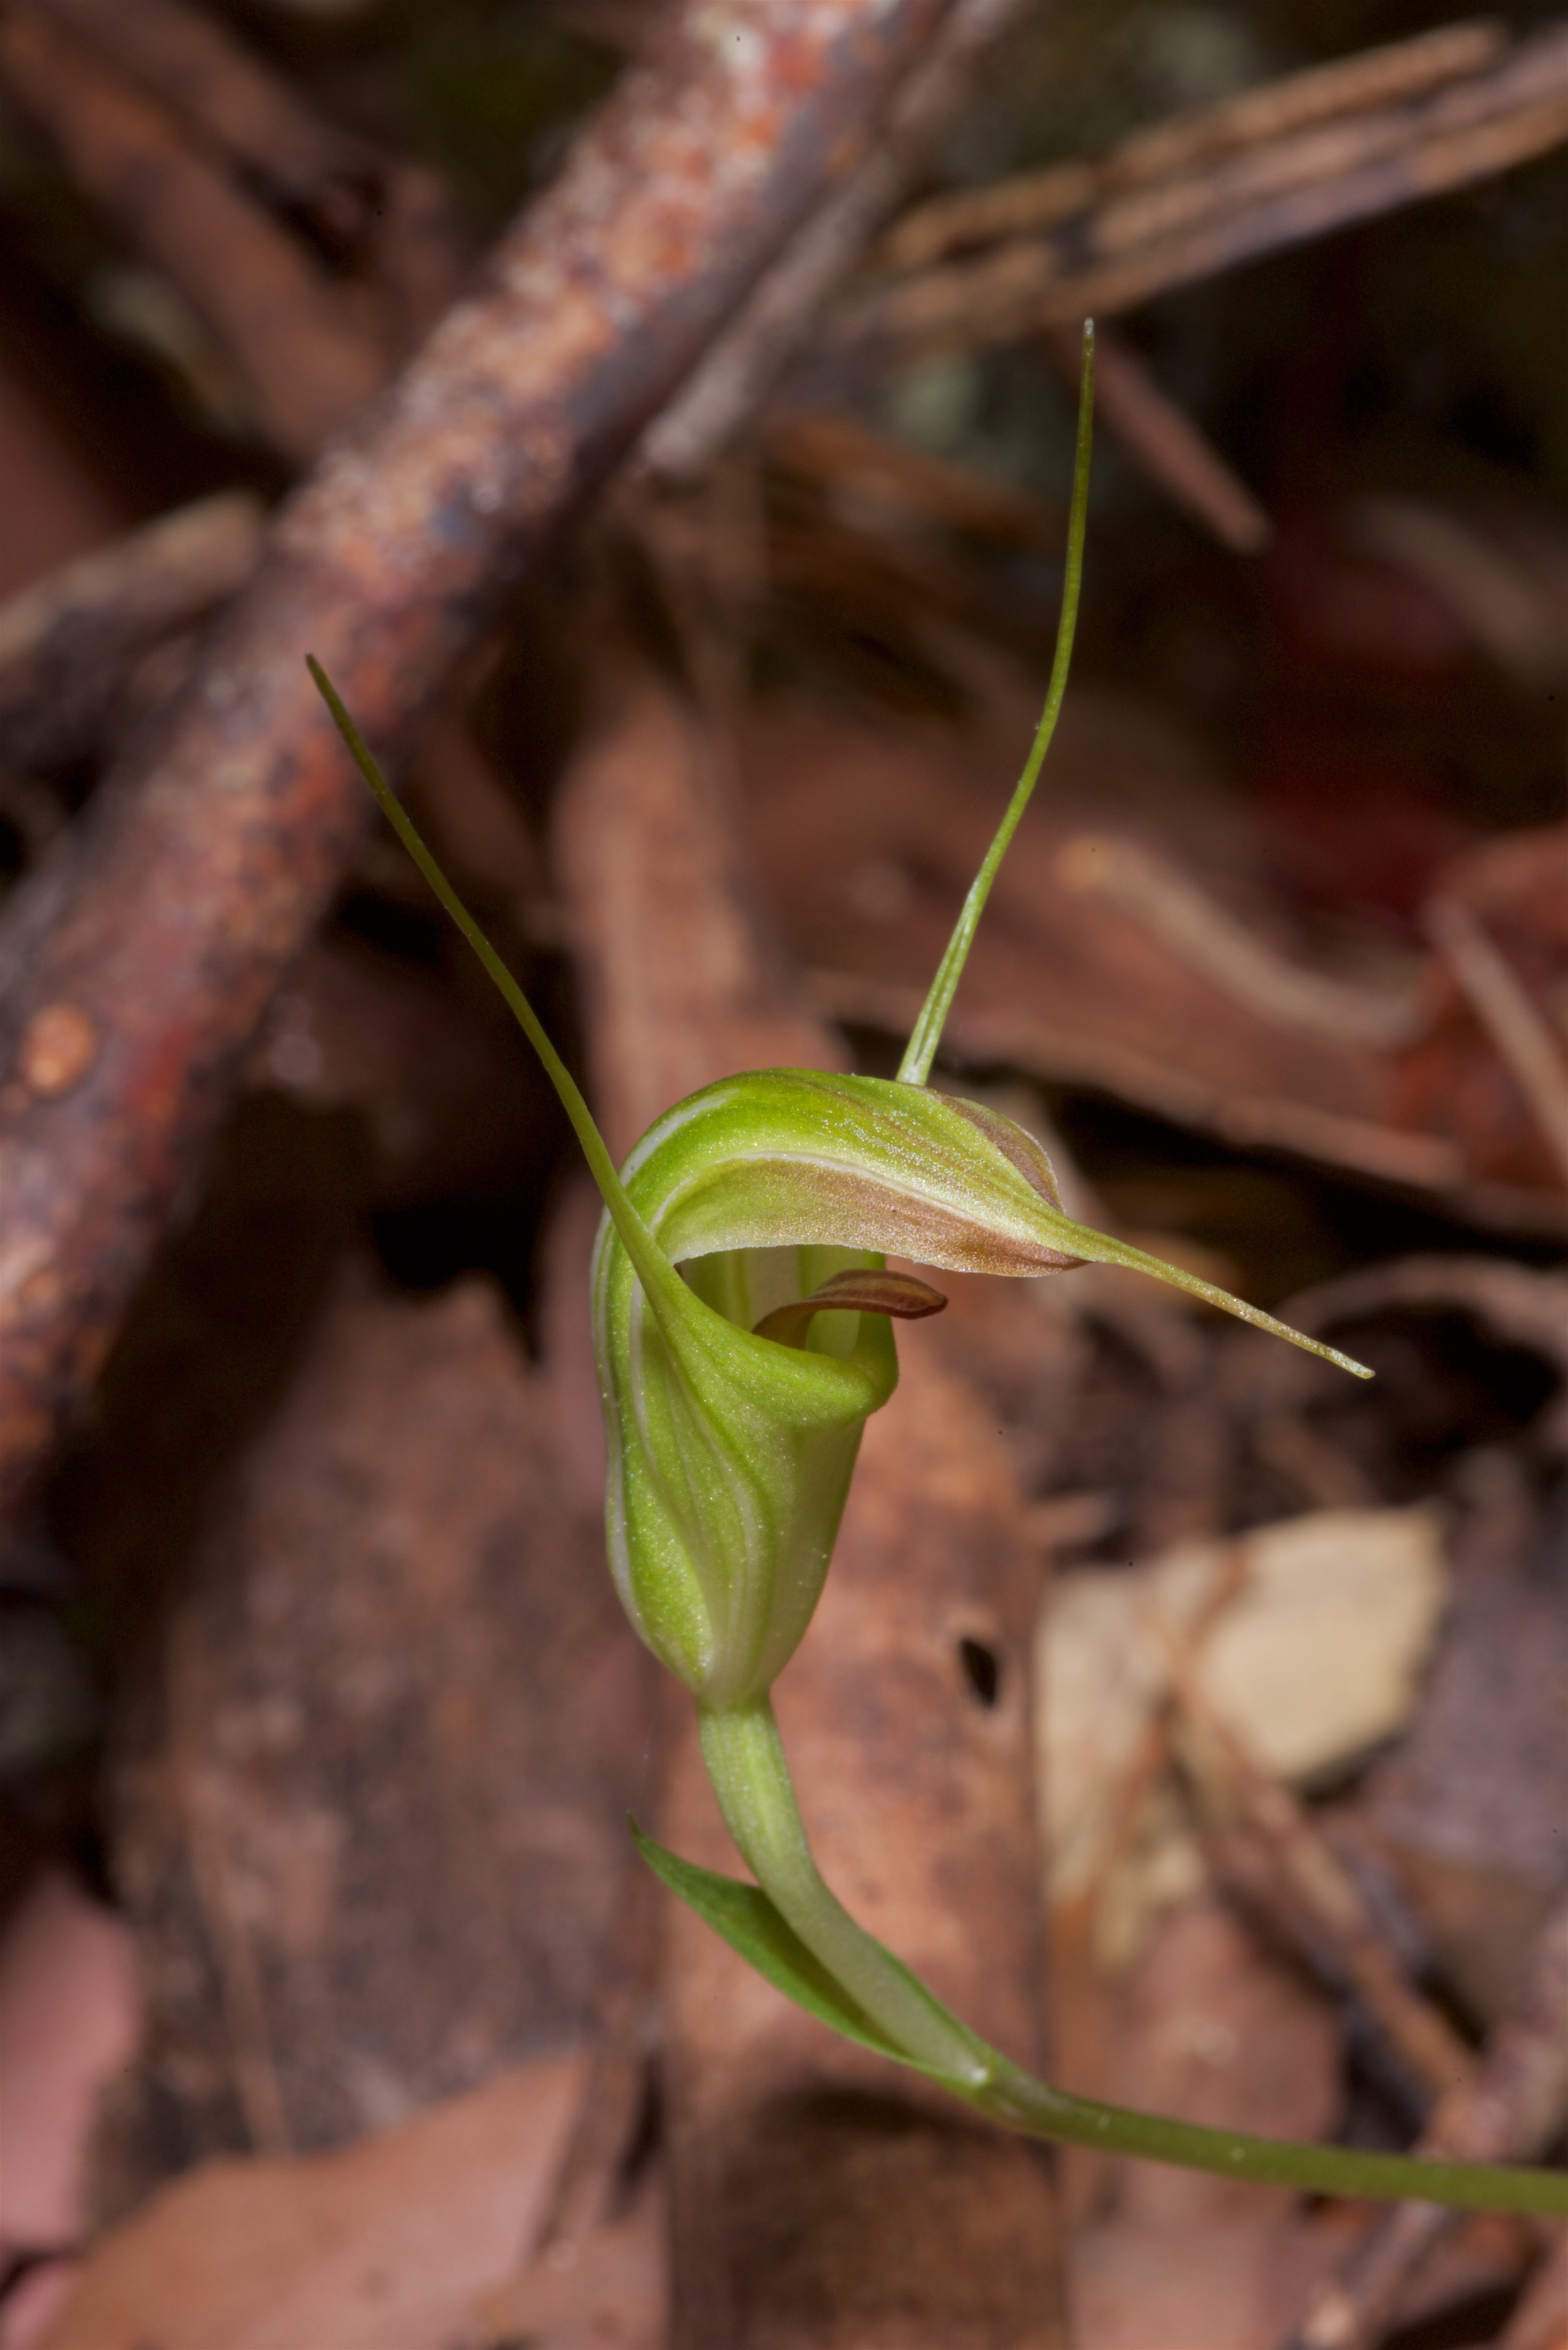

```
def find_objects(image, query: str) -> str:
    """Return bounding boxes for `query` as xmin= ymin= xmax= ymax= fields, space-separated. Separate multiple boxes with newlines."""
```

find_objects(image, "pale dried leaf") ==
xmin=1040 ymin=1509 xmax=1448 ymax=1940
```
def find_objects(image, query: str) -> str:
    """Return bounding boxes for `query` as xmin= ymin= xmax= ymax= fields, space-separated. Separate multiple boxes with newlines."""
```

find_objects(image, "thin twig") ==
xmin=879 ymin=19 xmax=1509 ymax=270
xmin=1426 ymin=895 xmax=1568 ymax=1192
xmin=167 ymin=1614 xmax=291 ymax=2157
xmin=13 ymin=0 xmax=464 ymax=348
xmin=0 ymin=10 xmax=386 ymax=460
xmin=1051 ymin=1539 xmax=1250 ymax=1947
xmin=1277 ymin=1255 xmax=1568 ymax=1455
xmin=1055 ymin=832 xmax=1424 ymax=1046
xmin=1165 ymin=1640 xmax=1475 ymax=2110
xmin=1279 ymin=1890 xmax=1568 ymax=2350
xmin=639 ymin=0 xmax=1032 ymax=481
xmin=838 ymin=24 xmax=1568 ymax=362
xmin=25 ymin=0 xmax=377 ymax=204
xmin=1496 ymin=2221 xmax=1568 ymax=2350
xmin=761 ymin=408 xmax=1063 ymax=546
xmin=1042 ymin=318 xmax=1272 ymax=554
xmin=1251 ymin=1411 xmax=1381 ymax=1512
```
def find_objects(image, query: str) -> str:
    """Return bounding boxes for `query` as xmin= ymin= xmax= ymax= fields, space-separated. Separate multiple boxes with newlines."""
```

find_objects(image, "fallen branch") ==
xmin=839 ymin=21 xmax=1568 ymax=361
xmin=0 ymin=0 xmax=967 ymax=1533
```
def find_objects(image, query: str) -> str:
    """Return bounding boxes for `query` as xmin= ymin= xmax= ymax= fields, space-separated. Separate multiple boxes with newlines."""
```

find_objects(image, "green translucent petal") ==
xmin=609 ymin=1068 xmax=1369 ymax=1370
xmin=592 ymin=1067 xmax=1367 ymax=1706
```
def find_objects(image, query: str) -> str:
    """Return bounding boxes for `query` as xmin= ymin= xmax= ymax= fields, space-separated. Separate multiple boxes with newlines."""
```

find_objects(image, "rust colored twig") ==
xmin=0 ymin=0 xmax=965 ymax=1534
xmin=762 ymin=408 xmax=1062 ymax=547
xmin=1056 ymin=1541 xmax=1253 ymax=1953
xmin=0 ymin=494 xmax=263 ymax=776
xmin=28 ymin=0 xmax=374 ymax=205
xmin=1054 ymin=832 xmax=1422 ymax=1046
xmin=481 ymin=1829 xmax=666 ymax=2323
xmin=1426 ymin=895 xmax=1568 ymax=1193
xmin=1041 ymin=318 xmax=1272 ymax=555
xmin=840 ymin=23 xmax=1568 ymax=361
xmin=23 ymin=0 xmax=368 ymax=205
xmin=1279 ymin=1890 xmax=1568 ymax=2350
xmin=879 ymin=18 xmax=1508 ymax=271
xmin=1250 ymin=1410 xmax=1380 ymax=1511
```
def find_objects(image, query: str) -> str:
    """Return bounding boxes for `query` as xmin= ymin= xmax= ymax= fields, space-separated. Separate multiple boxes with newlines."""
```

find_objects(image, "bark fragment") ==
xmin=98 ymin=1263 xmax=647 ymax=2198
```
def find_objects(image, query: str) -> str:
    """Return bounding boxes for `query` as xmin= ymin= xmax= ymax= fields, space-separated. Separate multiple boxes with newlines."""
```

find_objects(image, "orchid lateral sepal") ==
xmin=899 ymin=319 xmax=1093 ymax=1087
xmin=305 ymin=659 xmax=681 ymax=1325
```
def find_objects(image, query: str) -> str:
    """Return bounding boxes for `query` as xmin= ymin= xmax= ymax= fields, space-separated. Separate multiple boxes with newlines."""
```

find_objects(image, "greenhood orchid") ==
xmin=307 ymin=325 xmax=1567 ymax=2218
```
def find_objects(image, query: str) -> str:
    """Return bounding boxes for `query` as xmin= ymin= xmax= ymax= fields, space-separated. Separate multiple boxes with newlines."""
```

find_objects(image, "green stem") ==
xmin=978 ymin=2063 xmax=1567 ymax=2214
xmin=697 ymin=1701 xmax=989 ymax=2085
xmin=306 ymin=657 xmax=681 ymax=1319
xmin=694 ymin=1699 xmax=1568 ymax=2218
xmin=898 ymin=320 xmax=1095 ymax=1087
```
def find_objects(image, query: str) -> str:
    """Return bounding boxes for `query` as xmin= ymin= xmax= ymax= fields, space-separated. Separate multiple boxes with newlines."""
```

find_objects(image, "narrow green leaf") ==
xmin=631 ymin=1824 xmax=911 ymax=2066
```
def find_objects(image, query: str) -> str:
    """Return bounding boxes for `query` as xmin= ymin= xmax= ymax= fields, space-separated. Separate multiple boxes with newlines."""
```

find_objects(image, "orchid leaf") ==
xmin=630 ymin=1824 xmax=910 ymax=2066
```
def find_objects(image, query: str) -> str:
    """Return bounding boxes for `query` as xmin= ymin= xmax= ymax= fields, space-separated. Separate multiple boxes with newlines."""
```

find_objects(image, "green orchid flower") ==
xmin=307 ymin=325 xmax=1567 ymax=2218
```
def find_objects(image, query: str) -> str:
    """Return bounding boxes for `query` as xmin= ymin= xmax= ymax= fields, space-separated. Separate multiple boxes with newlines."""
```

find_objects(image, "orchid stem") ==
xmin=693 ymin=1703 xmax=1568 ymax=2218
xmin=697 ymin=1701 xmax=988 ymax=2084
